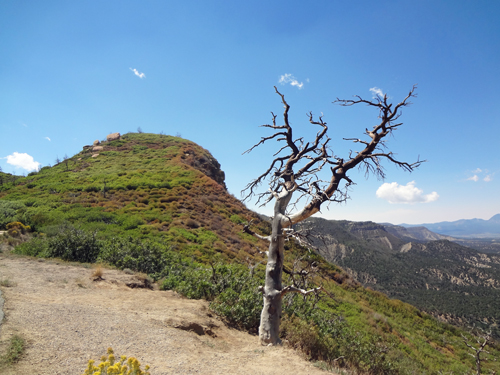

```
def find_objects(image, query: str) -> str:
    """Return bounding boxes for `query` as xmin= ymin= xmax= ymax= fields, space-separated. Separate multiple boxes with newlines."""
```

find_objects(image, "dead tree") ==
xmin=242 ymin=85 xmax=422 ymax=345
xmin=462 ymin=330 xmax=492 ymax=375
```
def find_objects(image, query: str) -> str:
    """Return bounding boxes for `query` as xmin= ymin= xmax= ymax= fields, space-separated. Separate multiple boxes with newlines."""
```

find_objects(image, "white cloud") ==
xmin=130 ymin=68 xmax=146 ymax=79
xmin=466 ymin=168 xmax=492 ymax=182
xmin=369 ymin=87 xmax=384 ymax=98
xmin=45 ymin=137 xmax=51 ymax=141
xmin=376 ymin=181 xmax=439 ymax=204
xmin=4 ymin=152 xmax=41 ymax=171
xmin=279 ymin=73 xmax=304 ymax=89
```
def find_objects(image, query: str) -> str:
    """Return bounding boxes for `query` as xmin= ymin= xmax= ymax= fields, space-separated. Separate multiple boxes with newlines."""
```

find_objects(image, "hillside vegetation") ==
xmin=302 ymin=218 xmax=500 ymax=339
xmin=1 ymin=132 xmax=499 ymax=374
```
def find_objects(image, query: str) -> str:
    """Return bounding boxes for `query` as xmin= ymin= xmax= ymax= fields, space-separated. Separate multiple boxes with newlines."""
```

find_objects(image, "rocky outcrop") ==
xmin=182 ymin=148 xmax=227 ymax=189
xmin=93 ymin=140 xmax=100 ymax=146
xmin=107 ymin=132 xmax=121 ymax=142
xmin=93 ymin=146 xmax=103 ymax=152
xmin=192 ymin=154 xmax=226 ymax=189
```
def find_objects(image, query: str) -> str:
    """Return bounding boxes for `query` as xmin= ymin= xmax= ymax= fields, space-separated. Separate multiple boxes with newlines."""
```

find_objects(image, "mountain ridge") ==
xmin=398 ymin=214 xmax=500 ymax=238
xmin=300 ymin=217 xmax=500 ymax=338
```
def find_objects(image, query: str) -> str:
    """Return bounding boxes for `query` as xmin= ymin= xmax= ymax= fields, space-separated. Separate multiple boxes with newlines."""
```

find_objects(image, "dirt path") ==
xmin=0 ymin=254 xmax=332 ymax=375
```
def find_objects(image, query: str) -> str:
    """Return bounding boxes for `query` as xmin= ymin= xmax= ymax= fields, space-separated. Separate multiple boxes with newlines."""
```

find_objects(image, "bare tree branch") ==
xmin=461 ymin=330 xmax=491 ymax=375
xmin=243 ymin=220 xmax=271 ymax=242
xmin=281 ymin=285 xmax=322 ymax=297
xmin=242 ymin=85 xmax=422 ymax=345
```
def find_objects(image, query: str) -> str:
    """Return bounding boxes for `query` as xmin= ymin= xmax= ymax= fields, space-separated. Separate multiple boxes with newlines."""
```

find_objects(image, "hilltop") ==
xmin=1 ymin=132 xmax=500 ymax=374
xmin=0 ymin=132 xmax=269 ymax=264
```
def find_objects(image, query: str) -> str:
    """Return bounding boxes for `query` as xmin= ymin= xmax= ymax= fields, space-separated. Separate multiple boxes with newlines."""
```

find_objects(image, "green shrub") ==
xmin=121 ymin=216 xmax=145 ymax=230
xmin=44 ymin=224 xmax=101 ymax=262
xmin=14 ymin=223 xmax=100 ymax=263
xmin=98 ymin=237 xmax=167 ymax=274
xmin=14 ymin=236 xmax=49 ymax=257
xmin=159 ymin=261 xmax=263 ymax=331
xmin=229 ymin=214 xmax=245 ymax=224
xmin=0 ymin=201 xmax=26 ymax=229
xmin=211 ymin=285 xmax=262 ymax=332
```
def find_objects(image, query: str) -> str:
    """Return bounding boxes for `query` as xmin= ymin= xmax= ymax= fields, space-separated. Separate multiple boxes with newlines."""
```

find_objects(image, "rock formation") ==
xmin=107 ymin=132 xmax=121 ymax=142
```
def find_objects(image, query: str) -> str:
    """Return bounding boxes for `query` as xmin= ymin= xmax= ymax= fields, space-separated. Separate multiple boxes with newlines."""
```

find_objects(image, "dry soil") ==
xmin=0 ymin=253 xmax=333 ymax=375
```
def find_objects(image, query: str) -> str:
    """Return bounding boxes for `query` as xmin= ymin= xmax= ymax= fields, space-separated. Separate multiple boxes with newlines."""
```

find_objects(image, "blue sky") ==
xmin=1 ymin=0 xmax=499 ymax=225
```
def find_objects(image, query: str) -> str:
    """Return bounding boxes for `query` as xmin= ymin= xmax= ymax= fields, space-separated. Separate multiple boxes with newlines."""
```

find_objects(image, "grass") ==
xmin=0 ymin=278 xmax=16 ymax=287
xmin=0 ymin=335 xmax=26 ymax=368
xmin=91 ymin=265 xmax=104 ymax=279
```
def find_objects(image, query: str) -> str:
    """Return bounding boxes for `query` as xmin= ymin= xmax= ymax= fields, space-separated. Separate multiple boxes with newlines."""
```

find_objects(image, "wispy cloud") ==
xmin=44 ymin=137 xmax=51 ymax=141
xmin=279 ymin=74 xmax=304 ymax=89
xmin=130 ymin=68 xmax=146 ymax=79
xmin=376 ymin=181 xmax=439 ymax=204
xmin=484 ymin=174 xmax=493 ymax=182
xmin=473 ymin=168 xmax=482 ymax=174
xmin=369 ymin=87 xmax=384 ymax=98
xmin=467 ymin=175 xmax=479 ymax=182
xmin=4 ymin=152 xmax=41 ymax=171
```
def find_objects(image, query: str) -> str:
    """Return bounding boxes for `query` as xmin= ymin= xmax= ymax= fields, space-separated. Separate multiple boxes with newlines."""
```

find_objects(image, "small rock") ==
xmin=93 ymin=140 xmax=100 ymax=146
xmin=93 ymin=146 xmax=103 ymax=151
xmin=92 ymin=154 xmax=99 ymax=158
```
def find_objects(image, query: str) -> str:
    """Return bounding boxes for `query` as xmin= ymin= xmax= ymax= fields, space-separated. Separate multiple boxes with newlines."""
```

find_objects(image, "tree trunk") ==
xmin=259 ymin=190 xmax=292 ymax=345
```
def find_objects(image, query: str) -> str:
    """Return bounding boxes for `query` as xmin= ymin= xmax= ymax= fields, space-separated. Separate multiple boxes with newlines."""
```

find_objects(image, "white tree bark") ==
xmin=243 ymin=86 xmax=422 ymax=346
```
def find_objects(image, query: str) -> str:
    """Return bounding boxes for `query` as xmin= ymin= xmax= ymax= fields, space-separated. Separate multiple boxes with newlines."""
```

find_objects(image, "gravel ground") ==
xmin=0 ymin=254 xmax=332 ymax=375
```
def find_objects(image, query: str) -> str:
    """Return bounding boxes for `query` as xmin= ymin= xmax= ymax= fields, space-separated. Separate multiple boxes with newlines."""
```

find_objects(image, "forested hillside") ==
xmin=1 ymin=132 xmax=499 ymax=374
xmin=301 ymin=217 xmax=500 ymax=339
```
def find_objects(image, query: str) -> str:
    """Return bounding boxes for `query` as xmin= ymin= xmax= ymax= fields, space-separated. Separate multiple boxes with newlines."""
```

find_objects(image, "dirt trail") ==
xmin=0 ymin=254 xmax=332 ymax=375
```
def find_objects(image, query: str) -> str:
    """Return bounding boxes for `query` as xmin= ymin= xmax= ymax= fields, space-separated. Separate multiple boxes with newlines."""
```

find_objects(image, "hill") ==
xmin=0 ymin=132 xmax=268 ymax=264
xmin=1 ymin=132 xmax=500 ymax=374
xmin=301 ymin=217 xmax=500 ymax=338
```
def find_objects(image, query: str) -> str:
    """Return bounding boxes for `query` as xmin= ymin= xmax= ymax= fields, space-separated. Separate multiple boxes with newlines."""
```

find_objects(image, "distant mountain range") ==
xmin=299 ymin=217 xmax=500 ymax=338
xmin=399 ymin=214 xmax=500 ymax=238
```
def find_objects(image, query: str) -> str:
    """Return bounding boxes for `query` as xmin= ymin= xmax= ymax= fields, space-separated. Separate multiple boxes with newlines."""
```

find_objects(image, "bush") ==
xmin=98 ymin=237 xmax=167 ymax=274
xmin=0 ymin=201 xmax=26 ymax=229
xmin=13 ymin=237 xmax=48 ymax=257
xmin=211 ymin=285 xmax=262 ymax=332
xmin=159 ymin=261 xmax=263 ymax=331
xmin=6 ymin=221 xmax=31 ymax=237
xmin=44 ymin=224 xmax=100 ymax=262
xmin=14 ymin=223 xmax=100 ymax=263
xmin=121 ymin=216 xmax=145 ymax=230
xmin=82 ymin=347 xmax=150 ymax=375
